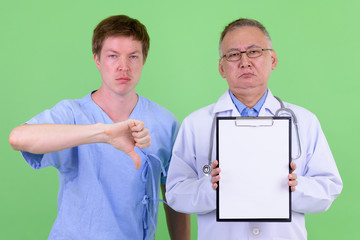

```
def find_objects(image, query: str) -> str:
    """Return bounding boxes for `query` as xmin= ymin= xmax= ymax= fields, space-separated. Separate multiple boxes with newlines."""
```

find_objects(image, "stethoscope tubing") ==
xmin=203 ymin=96 xmax=302 ymax=175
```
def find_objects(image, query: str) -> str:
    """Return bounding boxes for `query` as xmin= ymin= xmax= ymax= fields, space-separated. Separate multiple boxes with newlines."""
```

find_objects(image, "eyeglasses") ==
xmin=221 ymin=48 xmax=272 ymax=62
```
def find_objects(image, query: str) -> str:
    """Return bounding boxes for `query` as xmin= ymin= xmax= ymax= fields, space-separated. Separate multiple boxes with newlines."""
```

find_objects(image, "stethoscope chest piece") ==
xmin=203 ymin=164 xmax=211 ymax=175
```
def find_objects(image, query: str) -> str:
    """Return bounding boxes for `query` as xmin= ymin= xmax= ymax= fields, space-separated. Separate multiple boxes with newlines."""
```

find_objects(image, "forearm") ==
xmin=292 ymin=175 xmax=342 ymax=214
xmin=9 ymin=123 xmax=110 ymax=154
xmin=291 ymin=123 xmax=343 ymax=214
xmin=161 ymin=185 xmax=191 ymax=240
xmin=166 ymin=147 xmax=216 ymax=214
xmin=166 ymin=176 xmax=216 ymax=215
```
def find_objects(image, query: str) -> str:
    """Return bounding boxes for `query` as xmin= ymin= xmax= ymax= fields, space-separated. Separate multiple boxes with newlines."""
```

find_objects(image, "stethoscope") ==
xmin=202 ymin=96 xmax=302 ymax=175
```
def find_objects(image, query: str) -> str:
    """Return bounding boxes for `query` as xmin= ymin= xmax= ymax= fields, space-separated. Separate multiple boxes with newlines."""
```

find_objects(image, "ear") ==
xmin=219 ymin=58 xmax=226 ymax=78
xmin=271 ymin=50 xmax=278 ymax=70
xmin=94 ymin=54 xmax=101 ymax=70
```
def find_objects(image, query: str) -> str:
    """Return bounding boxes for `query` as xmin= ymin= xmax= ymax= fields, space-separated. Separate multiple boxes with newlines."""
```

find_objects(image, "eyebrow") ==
xmin=105 ymin=49 xmax=141 ymax=55
xmin=128 ymin=50 xmax=141 ymax=55
xmin=226 ymin=44 xmax=263 ymax=52
xmin=246 ymin=44 xmax=262 ymax=49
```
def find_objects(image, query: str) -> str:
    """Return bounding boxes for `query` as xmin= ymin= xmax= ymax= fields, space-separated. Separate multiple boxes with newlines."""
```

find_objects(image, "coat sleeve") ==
xmin=292 ymin=114 xmax=343 ymax=214
xmin=165 ymin=116 xmax=216 ymax=214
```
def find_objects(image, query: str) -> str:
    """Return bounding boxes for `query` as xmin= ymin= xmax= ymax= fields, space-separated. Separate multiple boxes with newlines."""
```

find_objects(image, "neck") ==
xmin=91 ymin=89 xmax=138 ymax=122
xmin=231 ymin=88 xmax=267 ymax=108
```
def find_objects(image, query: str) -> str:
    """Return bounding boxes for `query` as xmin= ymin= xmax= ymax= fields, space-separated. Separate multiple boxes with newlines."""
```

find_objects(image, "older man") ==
xmin=165 ymin=18 xmax=342 ymax=239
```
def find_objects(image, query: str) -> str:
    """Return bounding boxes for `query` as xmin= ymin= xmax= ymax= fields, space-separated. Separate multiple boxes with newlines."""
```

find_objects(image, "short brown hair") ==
xmin=219 ymin=18 xmax=272 ymax=55
xmin=92 ymin=15 xmax=150 ymax=61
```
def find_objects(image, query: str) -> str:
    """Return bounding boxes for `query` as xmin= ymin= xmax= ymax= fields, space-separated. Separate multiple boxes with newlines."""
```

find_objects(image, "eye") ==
xmin=228 ymin=52 xmax=240 ymax=57
xmin=108 ymin=54 xmax=117 ymax=59
xmin=227 ymin=51 xmax=241 ymax=60
xmin=129 ymin=55 xmax=138 ymax=59
xmin=247 ymin=49 xmax=262 ymax=57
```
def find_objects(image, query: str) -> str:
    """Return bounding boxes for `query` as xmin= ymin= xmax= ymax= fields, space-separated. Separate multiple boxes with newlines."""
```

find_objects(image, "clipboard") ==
xmin=216 ymin=117 xmax=292 ymax=222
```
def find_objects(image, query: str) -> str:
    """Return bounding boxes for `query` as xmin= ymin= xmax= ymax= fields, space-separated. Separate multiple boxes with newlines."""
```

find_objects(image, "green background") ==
xmin=1 ymin=0 xmax=359 ymax=239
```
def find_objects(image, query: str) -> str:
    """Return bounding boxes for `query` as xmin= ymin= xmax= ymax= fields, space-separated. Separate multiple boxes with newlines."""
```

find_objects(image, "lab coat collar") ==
xmin=212 ymin=89 xmax=281 ymax=117
xmin=212 ymin=89 xmax=239 ymax=116
xmin=259 ymin=89 xmax=282 ymax=117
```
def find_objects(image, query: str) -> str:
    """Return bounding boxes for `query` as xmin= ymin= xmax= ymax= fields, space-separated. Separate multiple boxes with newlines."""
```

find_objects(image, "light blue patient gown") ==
xmin=21 ymin=93 xmax=179 ymax=240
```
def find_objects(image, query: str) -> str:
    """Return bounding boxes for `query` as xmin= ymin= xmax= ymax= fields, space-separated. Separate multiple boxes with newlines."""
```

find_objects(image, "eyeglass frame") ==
xmin=221 ymin=48 xmax=273 ymax=62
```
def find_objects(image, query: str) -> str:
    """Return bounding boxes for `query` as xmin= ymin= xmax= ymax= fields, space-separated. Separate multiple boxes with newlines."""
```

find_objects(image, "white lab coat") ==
xmin=166 ymin=89 xmax=342 ymax=240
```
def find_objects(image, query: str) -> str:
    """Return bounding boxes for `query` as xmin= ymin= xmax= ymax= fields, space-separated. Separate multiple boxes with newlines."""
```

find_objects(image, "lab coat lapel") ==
xmin=212 ymin=90 xmax=240 ymax=117
xmin=259 ymin=89 xmax=282 ymax=117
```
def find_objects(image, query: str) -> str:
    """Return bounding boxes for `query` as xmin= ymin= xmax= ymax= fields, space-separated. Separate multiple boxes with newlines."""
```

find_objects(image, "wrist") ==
xmin=88 ymin=122 xmax=111 ymax=144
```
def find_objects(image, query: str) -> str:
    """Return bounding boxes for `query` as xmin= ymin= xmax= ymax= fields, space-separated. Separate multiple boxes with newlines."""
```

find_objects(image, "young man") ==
xmin=9 ymin=15 xmax=190 ymax=240
xmin=165 ymin=18 xmax=342 ymax=239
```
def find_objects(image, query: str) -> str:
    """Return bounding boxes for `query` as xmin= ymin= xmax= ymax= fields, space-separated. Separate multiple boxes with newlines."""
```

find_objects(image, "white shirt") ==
xmin=166 ymin=89 xmax=342 ymax=240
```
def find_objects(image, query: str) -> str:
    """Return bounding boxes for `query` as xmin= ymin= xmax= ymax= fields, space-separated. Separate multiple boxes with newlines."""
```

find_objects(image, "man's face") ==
xmin=219 ymin=26 xmax=278 ymax=98
xmin=94 ymin=36 xmax=144 ymax=97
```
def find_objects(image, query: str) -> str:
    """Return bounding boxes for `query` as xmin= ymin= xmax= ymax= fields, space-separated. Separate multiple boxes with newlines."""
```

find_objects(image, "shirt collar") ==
xmin=229 ymin=89 xmax=268 ymax=115
xmin=212 ymin=89 xmax=281 ymax=117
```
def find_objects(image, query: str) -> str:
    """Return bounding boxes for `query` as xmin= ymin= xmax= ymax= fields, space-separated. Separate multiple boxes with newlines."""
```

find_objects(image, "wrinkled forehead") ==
xmin=220 ymin=26 xmax=271 ymax=54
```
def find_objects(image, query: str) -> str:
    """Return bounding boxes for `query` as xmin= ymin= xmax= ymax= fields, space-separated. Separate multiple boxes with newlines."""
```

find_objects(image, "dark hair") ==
xmin=92 ymin=15 xmax=150 ymax=61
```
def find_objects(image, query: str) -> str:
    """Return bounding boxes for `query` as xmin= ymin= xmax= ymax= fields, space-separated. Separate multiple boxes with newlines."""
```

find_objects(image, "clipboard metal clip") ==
xmin=235 ymin=118 xmax=274 ymax=127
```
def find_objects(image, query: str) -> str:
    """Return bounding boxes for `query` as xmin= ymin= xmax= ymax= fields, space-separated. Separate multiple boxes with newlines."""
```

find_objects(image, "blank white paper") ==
xmin=217 ymin=117 xmax=290 ymax=221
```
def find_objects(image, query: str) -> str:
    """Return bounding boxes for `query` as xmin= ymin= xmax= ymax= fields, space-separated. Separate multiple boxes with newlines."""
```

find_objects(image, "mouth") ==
xmin=239 ymin=72 xmax=255 ymax=78
xmin=116 ymin=76 xmax=131 ymax=82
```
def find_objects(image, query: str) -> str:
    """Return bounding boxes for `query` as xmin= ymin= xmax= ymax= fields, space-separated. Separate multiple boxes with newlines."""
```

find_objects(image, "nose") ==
xmin=117 ymin=57 xmax=129 ymax=71
xmin=239 ymin=54 xmax=252 ymax=69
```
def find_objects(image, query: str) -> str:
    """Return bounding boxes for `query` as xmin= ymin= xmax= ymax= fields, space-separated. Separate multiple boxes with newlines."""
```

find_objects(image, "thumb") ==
xmin=290 ymin=161 xmax=296 ymax=173
xmin=127 ymin=150 xmax=141 ymax=170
